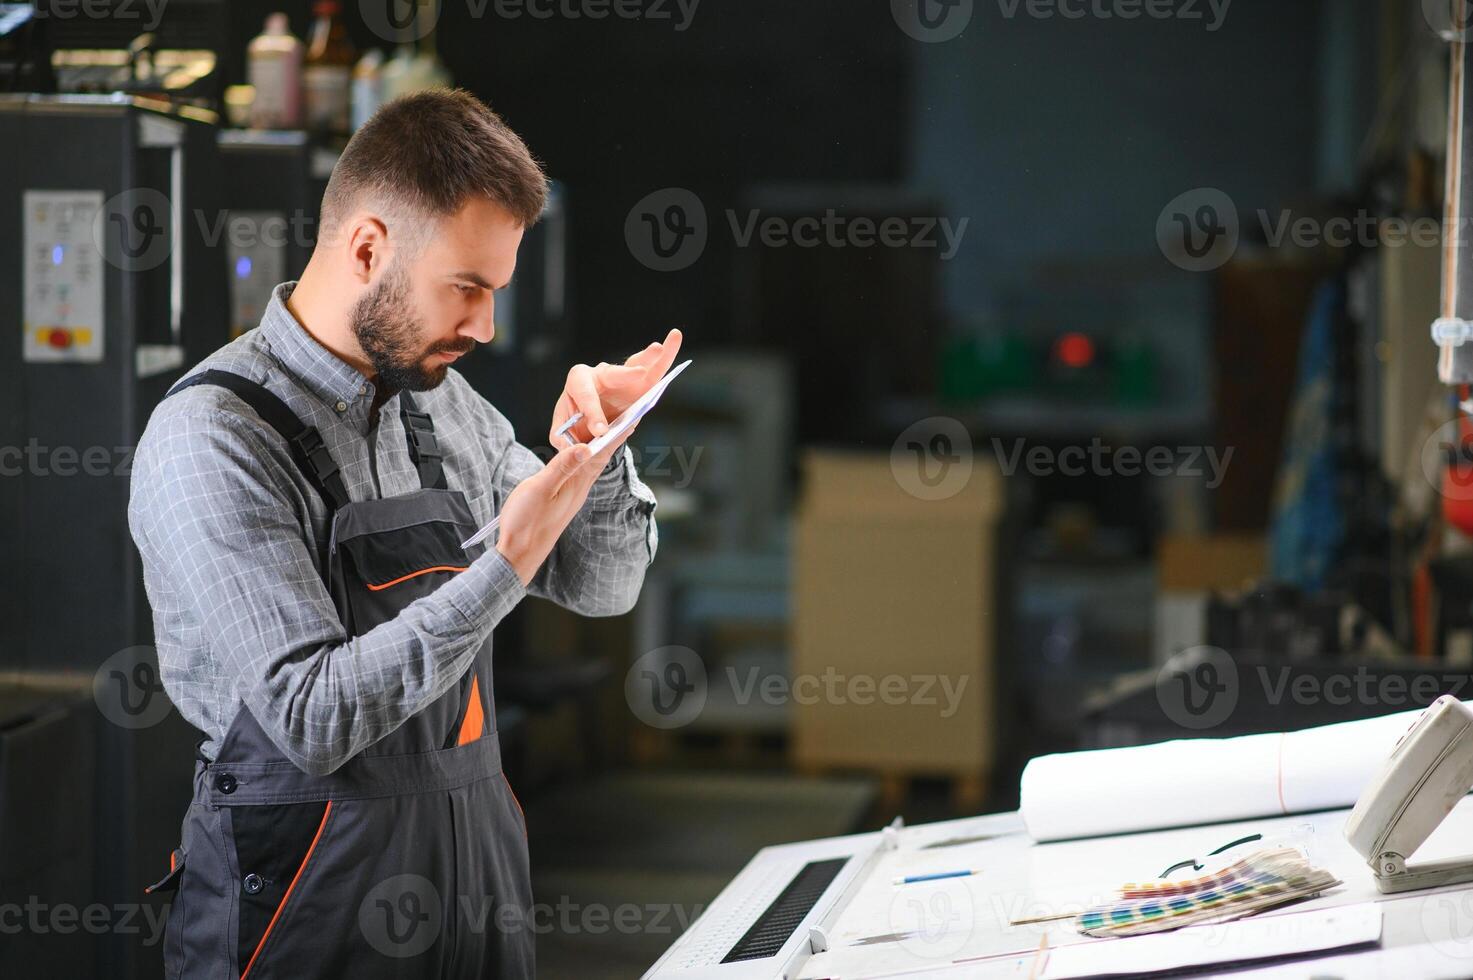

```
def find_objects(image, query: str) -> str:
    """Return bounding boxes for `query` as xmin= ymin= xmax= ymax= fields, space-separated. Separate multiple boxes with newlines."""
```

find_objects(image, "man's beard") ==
xmin=349 ymin=263 xmax=472 ymax=393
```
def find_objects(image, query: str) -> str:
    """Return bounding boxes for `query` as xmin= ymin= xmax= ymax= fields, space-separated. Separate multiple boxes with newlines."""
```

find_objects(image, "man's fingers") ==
xmin=599 ymin=365 xmax=645 ymax=386
xmin=624 ymin=329 xmax=683 ymax=378
xmin=546 ymin=442 xmax=594 ymax=495
xmin=550 ymin=392 xmax=578 ymax=446
xmin=566 ymin=364 xmax=608 ymax=436
xmin=587 ymin=365 xmax=653 ymax=421
xmin=645 ymin=328 xmax=683 ymax=380
xmin=623 ymin=341 xmax=663 ymax=370
xmin=558 ymin=332 xmax=682 ymax=448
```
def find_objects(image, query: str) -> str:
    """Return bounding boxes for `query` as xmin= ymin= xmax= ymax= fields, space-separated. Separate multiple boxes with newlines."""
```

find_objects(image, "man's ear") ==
xmin=344 ymin=213 xmax=391 ymax=285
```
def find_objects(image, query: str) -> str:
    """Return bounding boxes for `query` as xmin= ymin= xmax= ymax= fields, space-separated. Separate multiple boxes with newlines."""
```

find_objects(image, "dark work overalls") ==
xmin=146 ymin=370 xmax=534 ymax=979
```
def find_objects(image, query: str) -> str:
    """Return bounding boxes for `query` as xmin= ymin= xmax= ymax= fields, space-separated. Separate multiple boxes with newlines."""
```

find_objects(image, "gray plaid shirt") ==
xmin=128 ymin=282 xmax=657 ymax=773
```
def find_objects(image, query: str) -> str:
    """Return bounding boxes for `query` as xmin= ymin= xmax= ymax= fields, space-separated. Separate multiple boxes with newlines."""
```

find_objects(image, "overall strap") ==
xmin=398 ymin=391 xmax=449 ymax=491
xmin=168 ymin=369 xmax=351 ymax=513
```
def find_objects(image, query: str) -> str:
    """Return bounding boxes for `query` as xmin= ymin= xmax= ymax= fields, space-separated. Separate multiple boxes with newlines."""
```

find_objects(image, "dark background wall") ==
xmin=216 ymin=0 xmax=1378 ymax=444
xmin=906 ymin=1 xmax=1332 ymax=315
xmin=225 ymin=1 xmax=909 ymax=357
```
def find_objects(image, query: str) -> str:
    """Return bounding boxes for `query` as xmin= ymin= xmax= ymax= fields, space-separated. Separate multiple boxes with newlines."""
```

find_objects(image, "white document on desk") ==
xmin=1038 ymin=904 xmax=1382 ymax=979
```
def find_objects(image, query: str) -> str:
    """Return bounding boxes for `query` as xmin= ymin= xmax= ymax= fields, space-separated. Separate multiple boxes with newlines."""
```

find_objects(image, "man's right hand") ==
xmin=493 ymin=438 xmax=622 ymax=585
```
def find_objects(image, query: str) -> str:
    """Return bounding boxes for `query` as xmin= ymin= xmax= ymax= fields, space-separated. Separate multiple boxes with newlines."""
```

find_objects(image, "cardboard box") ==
xmin=791 ymin=450 xmax=1002 ymax=777
xmin=1156 ymin=534 xmax=1266 ymax=593
xmin=1153 ymin=533 xmax=1266 ymax=664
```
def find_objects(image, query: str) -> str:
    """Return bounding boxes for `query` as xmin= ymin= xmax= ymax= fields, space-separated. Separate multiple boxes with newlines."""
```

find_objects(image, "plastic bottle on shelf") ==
xmin=350 ymin=49 xmax=384 ymax=132
xmin=413 ymin=16 xmax=452 ymax=92
xmin=380 ymin=3 xmax=451 ymax=102
xmin=411 ymin=47 xmax=452 ymax=92
xmin=379 ymin=41 xmax=418 ymax=102
xmin=303 ymin=0 xmax=356 ymax=138
xmin=247 ymin=13 xmax=303 ymax=130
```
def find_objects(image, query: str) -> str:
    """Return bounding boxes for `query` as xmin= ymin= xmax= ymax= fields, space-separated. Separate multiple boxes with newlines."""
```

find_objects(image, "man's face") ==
xmin=350 ymin=197 xmax=524 ymax=392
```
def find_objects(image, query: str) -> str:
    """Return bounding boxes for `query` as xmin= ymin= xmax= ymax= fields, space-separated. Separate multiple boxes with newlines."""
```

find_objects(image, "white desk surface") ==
xmin=779 ymin=797 xmax=1473 ymax=979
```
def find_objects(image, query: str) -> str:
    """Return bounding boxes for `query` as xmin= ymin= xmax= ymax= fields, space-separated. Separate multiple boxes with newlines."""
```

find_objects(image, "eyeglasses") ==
xmin=1159 ymin=833 xmax=1263 ymax=879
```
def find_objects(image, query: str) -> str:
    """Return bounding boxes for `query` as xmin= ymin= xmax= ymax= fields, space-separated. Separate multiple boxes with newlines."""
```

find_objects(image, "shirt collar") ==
xmin=260 ymin=281 xmax=379 ymax=418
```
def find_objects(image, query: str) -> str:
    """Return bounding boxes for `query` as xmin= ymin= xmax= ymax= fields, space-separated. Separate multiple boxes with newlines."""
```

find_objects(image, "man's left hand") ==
xmin=551 ymin=328 xmax=684 ymax=447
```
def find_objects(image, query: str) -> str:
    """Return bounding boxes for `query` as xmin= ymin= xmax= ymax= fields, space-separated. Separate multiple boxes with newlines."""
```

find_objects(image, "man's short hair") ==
xmin=320 ymin=88 xmax=548 ymax=248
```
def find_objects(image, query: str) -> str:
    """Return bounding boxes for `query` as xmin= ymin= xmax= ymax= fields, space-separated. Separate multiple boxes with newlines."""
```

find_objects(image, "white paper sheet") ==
xmin=461 ymin=359 xmax=693 ymax=550
xmin=1037 ymin=904 xmax=1382 ymax=979
xmin=1223 ymin=942 xmax=1473 ymax=980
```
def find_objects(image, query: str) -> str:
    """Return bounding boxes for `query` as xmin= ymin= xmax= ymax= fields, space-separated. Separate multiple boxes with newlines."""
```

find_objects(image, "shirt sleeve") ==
xmin=128 ymin=407 xmax=526 ymax=776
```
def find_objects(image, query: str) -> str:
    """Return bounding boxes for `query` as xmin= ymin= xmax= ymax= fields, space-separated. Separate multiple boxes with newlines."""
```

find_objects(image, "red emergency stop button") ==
xmin=47 ymin=329 xmax=72 ymax=349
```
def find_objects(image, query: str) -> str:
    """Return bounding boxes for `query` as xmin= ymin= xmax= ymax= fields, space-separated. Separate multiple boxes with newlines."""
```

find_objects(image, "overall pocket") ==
xmin=229 ymin=800 xmax=334 ymax=978
xmin=145 ymin=847 xmax=186 ymax=980
xmin=335 ymin=514 xmax=475 ymax=635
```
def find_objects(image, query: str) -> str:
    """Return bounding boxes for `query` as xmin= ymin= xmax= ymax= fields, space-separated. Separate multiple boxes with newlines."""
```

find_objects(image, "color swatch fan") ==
xmin=1074 ymin=847 xmax=1340 ymax=938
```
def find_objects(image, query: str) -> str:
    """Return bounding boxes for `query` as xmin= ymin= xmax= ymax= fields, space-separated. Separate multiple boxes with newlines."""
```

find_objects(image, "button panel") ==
xmin=227 ymin=209 xmax=286 ymax=338
xmin=23 ymin=190 xmax=104 ymax=363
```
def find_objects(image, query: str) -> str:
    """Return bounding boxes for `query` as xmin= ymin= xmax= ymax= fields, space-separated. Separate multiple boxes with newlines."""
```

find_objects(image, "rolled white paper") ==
xmin=1019 ymin=708 xmax=1427 ymax=842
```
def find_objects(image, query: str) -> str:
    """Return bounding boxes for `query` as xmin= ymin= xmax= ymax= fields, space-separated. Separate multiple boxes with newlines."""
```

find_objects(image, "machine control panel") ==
xmin=227 ymin=209 xmax=287 ymax=338
xmin=23 ymin=190 xmax=105 ymax=363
